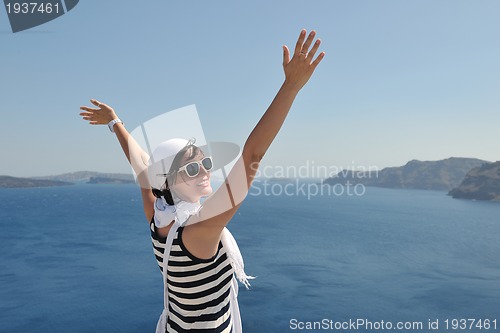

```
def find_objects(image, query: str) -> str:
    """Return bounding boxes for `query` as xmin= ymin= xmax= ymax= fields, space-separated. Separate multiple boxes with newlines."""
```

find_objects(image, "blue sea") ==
xmin=1 ymin=182 xmax=499 ymax=333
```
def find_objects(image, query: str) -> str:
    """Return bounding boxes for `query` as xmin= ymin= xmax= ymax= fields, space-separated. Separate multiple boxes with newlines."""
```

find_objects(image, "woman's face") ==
xmin=170 ymin=149 xmax=213 ymax=203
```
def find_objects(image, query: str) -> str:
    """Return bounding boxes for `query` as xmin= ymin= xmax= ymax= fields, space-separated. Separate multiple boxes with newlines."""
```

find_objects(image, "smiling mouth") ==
xmin=197 ymin=180 xmax=210 ymax=187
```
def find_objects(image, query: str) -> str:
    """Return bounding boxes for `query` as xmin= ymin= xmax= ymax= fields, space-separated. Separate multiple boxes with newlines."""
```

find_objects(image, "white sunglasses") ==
xmin=177 ymin=156 xmax=213 ymax=177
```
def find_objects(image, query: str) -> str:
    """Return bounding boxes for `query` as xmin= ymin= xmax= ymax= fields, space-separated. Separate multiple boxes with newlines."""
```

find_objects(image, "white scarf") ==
xmin=154 ymin=197 xmax=255 ymax=288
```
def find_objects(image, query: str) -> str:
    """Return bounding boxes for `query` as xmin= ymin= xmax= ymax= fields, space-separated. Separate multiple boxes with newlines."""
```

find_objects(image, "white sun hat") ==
xmin=147 ymin=137 xmax=192 ymax=190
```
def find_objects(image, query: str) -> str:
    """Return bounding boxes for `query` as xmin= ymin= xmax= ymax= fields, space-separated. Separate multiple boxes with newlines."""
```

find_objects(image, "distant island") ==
xmin=0 ymin=175 xmax=73 ymax=188
xmin=0 ymin=171 xmax=135 ymax=188
xmin=36 ymin=171 xmax=135 ymax=183
xmin=322 ymin=157 xmax=489 ymax=191
xmin=267 ymin=177 xmax=295 ymax=183
xmin=449 ymin=161 xmax=500 ymax=201
xmin=87 ymin=176 xmax=135 ymax=185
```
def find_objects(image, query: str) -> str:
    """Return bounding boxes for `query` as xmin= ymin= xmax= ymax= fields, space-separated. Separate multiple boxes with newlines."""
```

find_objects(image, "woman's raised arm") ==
xmin=79 ymin=99 xmax=155 ymax=222
xmin=183 ymin=29 xmax=325 ymax=258
xmin=243 ymin=29 xmax=325 ymax=166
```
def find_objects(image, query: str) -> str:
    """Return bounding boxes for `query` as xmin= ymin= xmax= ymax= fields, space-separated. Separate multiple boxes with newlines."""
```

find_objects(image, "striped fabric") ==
xmin=151 ymin=222 xmax=234 ymax=332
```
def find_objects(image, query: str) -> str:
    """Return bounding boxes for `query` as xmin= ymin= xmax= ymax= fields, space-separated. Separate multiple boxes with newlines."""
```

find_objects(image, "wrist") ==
xmin=108 ymin=118 xmax=123 ymax=133
xmin=109 ymin=112 xmax=119 ymax=122
xmin=282 ymin=80 xmax=302 ymax=94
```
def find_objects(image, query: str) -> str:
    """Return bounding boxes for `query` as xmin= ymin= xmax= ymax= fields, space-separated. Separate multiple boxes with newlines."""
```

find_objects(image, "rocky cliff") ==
xmin=448 ymin=161 xmax=500 ymax=201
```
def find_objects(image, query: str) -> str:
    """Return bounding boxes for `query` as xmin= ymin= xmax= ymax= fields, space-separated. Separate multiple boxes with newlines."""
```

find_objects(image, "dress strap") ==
xmin=155 ymin=221 xmax=180 ymax=333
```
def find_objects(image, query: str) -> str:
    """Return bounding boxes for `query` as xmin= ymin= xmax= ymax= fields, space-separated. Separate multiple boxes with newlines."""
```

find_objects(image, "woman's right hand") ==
xmin=79 ymin=99 xmax=118 ymax=125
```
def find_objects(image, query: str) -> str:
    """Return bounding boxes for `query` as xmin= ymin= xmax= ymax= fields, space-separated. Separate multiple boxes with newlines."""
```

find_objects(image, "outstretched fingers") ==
xmin=291 ymin=29 xmax=323 ymax=69
xmin=79 ymin=106 xmax=99 ymax=112
xmin=307 ymin=39 xmax=321 ymax=61
xmin=79 ymin=110 xmax=93 ymax=121
xmin=300 ymin=30 xmax=316 ymax=56
xmin=79 ymin=99 xmax=101 ymax=124
xmin=294 ymin=29 xmax=307 ymax=56
xmin=90 ymin=99 xmax=102 ymax=107
xmin=311 ymin=51 xmax=326 ymax=70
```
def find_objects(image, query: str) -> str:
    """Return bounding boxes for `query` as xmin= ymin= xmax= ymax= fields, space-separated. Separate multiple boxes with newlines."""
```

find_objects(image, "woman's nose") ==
xmin=199 ymin=164 xmax=209 ymax=176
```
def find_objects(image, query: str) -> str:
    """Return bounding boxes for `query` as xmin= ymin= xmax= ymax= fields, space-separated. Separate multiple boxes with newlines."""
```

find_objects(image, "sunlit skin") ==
xmin=170 ymin=150 xmax=213 ymax=203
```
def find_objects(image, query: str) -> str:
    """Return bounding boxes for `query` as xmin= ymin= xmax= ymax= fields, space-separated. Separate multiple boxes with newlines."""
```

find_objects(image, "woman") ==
xmin=79 ymin=29 xmax=324 ymax=333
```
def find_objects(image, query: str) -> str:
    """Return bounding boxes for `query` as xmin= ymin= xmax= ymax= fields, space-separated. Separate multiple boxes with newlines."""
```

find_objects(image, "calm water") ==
xmin=0 ymin=183 xmax=499 ymax=332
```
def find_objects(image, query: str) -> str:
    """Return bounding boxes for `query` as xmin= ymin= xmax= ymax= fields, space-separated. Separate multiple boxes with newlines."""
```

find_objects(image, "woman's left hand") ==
xmin=282 ymin=29 xmax=325 ymax=91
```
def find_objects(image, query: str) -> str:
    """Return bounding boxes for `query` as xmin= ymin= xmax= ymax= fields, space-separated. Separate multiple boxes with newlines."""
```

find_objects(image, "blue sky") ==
xmin=1 ymin=0 xmax=499 ymax=177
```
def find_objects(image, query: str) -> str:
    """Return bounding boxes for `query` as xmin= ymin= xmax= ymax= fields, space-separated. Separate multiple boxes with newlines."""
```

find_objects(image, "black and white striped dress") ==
xmin=150 ymin=221 xmax=235 ymax=332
